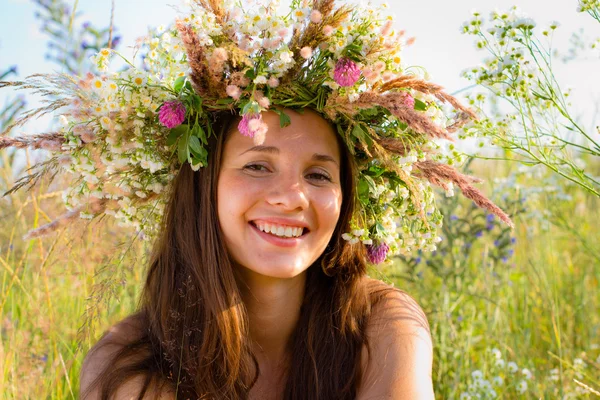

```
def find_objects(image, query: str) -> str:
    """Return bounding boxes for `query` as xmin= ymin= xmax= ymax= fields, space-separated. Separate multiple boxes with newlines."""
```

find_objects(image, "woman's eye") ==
xmin=306 ymin=172 xmax=332 ymax=182
xmin=243 ymin=163 xmax=269 ymax=172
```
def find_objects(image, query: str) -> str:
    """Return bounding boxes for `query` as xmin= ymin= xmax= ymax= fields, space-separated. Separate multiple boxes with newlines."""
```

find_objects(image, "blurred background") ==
xmin=1 ymin=0 xmax=599 ymax=398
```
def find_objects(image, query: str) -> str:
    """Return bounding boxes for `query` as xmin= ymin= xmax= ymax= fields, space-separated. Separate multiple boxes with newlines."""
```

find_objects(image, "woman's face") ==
xmin=217 ymin=109 xmax=343 ymax=279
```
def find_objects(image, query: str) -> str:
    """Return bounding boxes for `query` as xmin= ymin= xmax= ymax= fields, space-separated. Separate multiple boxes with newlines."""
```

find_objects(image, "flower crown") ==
xmin=0 ymin=0 xmax=512 ymax=264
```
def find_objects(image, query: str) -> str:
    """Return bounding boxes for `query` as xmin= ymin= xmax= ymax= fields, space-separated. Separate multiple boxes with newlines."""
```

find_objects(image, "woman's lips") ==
xmin=249 ymin=222 xmax=307 ymax=248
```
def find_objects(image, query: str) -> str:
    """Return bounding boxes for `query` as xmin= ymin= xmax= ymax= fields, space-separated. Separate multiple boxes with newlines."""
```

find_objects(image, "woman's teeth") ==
xmin=254 ymin=222 xmax=304 ymax=238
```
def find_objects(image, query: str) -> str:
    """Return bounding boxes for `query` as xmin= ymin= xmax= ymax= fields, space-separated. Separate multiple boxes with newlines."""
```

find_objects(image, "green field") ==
xmin=1 ymin=155 xmax=598 ymax=399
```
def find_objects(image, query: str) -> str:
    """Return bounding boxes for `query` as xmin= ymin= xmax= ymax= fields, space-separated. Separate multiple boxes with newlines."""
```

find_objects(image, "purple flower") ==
xmin=450 ymin=215 xmax=458 ymax=221
xmin=402 ymin=92 xmax=415 ymax=109
xmin=333 ymin=58 xmax=361 ymax=87
xmin=475 ymin=231 xmax=483 ymax=238
xmin=366 ymin=242 xmax=389 ymax=264
xmin=237 ymin=113 xmax=260 ymax=137
xmin=159 ymin=100 xmax=186 ymax=128
xmin=486 ymin=214 xmax=495 ymax=223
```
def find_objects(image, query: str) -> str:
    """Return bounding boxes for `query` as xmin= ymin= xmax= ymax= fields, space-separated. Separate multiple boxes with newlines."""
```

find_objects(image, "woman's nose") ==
xmin=265 ymin=174 xmax=309 ymax=211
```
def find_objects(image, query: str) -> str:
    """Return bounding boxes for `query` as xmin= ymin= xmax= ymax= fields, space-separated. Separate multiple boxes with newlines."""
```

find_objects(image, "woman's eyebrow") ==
xmin=311 ymin=153 xmax=339 ymax=168
xmin=239 ymin=145 xmax=279 ymax=156
xmin=239 ymin=145 xmax=339 ymax=168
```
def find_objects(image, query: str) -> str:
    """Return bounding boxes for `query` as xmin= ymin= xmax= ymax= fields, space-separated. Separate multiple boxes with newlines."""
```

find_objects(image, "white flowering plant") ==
xmin=1 ymin=0 xmax=512 ymax=263
xmin=459 ymin=348 xmax=534 ymax=399
xmin=459 ymin=5 xmax=600 ymax=198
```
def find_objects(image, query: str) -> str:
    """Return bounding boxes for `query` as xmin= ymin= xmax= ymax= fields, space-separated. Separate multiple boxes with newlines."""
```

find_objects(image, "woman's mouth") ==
xmin=249 ymin=221 xmax=309 ymax=247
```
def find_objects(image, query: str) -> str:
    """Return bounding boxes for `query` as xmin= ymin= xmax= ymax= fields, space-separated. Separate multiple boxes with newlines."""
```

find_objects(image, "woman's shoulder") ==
xmin=357 ymin=277 xmax=434 ymax=399
xmin=79 ymin=313 xmax=174 ymax=399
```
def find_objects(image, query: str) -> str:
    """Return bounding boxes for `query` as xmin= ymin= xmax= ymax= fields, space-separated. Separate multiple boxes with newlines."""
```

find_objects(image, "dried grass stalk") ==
xmin=326 ymin=91 xmax=454 ymax=140
xmin=415 ymin=160 xmax=514 ymax=227
xmin=379 ymin=75 xmax=478 ymax=120
xmin=0 ymin=132 xmax=65 ymax=150
xmin=22 ymin=199 xmax=108 ymax=240
xmin=176 ymin=21 xmax=214 ymax=97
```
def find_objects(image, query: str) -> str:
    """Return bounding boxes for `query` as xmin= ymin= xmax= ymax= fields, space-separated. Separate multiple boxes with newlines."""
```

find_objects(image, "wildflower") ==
xmin=226 ymin=84 xmax=242 ymax=100
xmin=471 ymin=370 xmax=483 ymax=380
xmin=516 ymin=380 xmax=528 ymax=393
xmin=507 ymin=361 xmax=518 ymax=373
xmin=300 ymin=46 xmax=313 ymax=59
xmin=310 ymin=10 xmax=322 ymax=24
xmin=267 ymin=76 xmax=280 ymax=88
xmin=381 ymin=20 xmax=394 ymax=36
xmin=237 ymin=113 xmax=261 ymax=137
xmin=158 ymin=100 xmax=186 ymax=129
xmin=494 ymin=358 xmax=505 ymax=368
xmin=492 ymin=376 xmax=504 ymax=386
xmin=323 ymin=25 xmax=334 ymax=37
xmin=333 ymin=58 xmax=361 ymax=87
xmin=366 ymin=242 xmax=390 ymax=264
xmin=402 ymin=92 xmax=415 ymax=109
xmin=91 ymin=77 xmax=104 ymax=91
xmin=521 ymin=368 xmax=532 ymax=380
xmin=254 ymin=75 xmax=268 ymax=85
xmin=132 ymin=74 xmax=146 ymax=86
xmin=279 ymin=51 xmax=293 ymax=63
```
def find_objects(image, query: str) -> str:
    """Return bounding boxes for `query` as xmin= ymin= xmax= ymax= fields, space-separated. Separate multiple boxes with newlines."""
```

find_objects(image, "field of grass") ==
xmin=0 ymin=154 xmax=599 ymax=399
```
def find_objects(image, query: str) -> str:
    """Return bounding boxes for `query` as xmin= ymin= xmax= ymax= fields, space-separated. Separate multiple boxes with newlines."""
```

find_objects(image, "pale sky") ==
xmin=1 ymin=0 xmax=599 ymax=127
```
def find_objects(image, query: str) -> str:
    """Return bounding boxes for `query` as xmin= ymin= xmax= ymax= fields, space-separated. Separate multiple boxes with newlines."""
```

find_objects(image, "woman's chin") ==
xmin=236 ymin=260 xmax=310 ymax=281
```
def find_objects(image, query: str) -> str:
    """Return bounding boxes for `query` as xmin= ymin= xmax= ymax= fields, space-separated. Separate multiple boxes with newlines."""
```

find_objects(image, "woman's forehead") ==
xmin=226 ymin=109 xmax=340 ymax=159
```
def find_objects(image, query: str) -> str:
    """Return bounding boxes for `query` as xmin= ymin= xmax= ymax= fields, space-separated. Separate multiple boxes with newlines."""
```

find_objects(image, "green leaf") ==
xmin=167 ymin=124 xmax=188 ymax=146
xmin=177 ymin=126 xmax=190 ymax=164
xmin=358 ymin=178 xmax=370 ymax=198
xmin=367 ymin=164 xmax=385 ymax=177
xmin=242 ymin=101 xmax=260 ymax=115
xmin=352 ymin=124 xmax=367 ymax=141
xmin=272 ymin=109 xmax=291 ymax=128
xmin=414 ymin=98 xmax=427 ymax=111
xmin=352 ymin=124 xmax=373 ymax=147
xmin=173 ymin=76 xmax=186 ymax=93
xmin=197 ymin=125 xmax=208 ymax=145
xmin=216 ymin=98 xmax=235 ymax=105
xmin=189 ymin=136 xmax=203 ymax=155
xmin=245 ymin=69 xmax=256 ymax=80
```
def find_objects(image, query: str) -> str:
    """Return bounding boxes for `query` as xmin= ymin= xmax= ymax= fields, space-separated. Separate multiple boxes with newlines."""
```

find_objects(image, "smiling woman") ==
xmin=78 ymin=109 xmax=434 ymax=400
xmin=218 ymin=109 xmax=343 ymax=280
xmin=0 ymin=0 xmax=511 ymax=398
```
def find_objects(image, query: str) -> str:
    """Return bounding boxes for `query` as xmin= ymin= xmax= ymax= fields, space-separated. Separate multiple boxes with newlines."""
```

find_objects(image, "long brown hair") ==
xmin=86 ymin=110 xmax=387 ymax=399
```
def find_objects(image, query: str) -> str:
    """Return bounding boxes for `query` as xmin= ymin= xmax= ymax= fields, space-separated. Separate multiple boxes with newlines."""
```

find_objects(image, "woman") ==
xmin=79 ymin=108 xmax=434 ymax=399
xmin=1 ymin=0 xmax=511 ymax=398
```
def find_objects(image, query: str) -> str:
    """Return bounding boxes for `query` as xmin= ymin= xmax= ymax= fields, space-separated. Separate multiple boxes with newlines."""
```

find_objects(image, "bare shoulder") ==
xmin=80 ymin=314 xmax=174 ymax=400
xmin=357 ymin=278 xmax=434 ymax=400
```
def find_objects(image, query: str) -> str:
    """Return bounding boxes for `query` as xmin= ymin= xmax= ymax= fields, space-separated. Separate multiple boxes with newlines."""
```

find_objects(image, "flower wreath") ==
xmin=0 ymin=0 xmax=512 ymax=264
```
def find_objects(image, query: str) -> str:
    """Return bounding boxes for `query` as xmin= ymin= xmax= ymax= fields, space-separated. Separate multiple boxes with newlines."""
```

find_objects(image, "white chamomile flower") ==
xmin=254 ymin=75 xmax=268 ymax=85
xmin=471 ymin=370 xmax=483 ymax=380
xmin=516 ymin=380 xmax=528 ymax=393
xmin=507 ymin=361 xmax=518 ymax=373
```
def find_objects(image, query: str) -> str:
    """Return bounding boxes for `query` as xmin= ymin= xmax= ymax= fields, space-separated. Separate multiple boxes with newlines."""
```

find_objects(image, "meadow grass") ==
xmin=0 ymin=155 xmax=598 ymax=399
